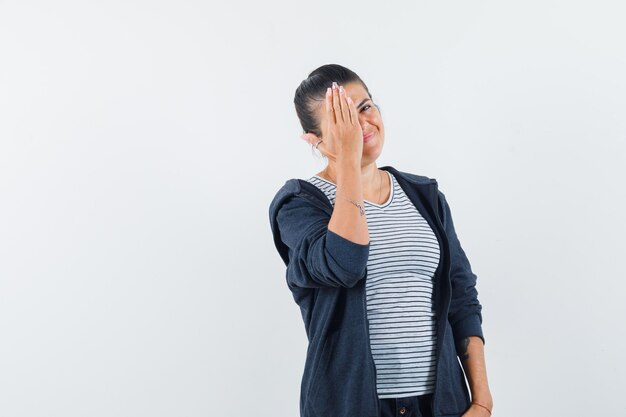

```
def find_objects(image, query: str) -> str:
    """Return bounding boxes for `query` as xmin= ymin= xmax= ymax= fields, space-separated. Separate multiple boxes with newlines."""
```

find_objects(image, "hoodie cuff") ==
xmin=325 ymin=229 xmax=370 ymax=279
xmin=451 ymin=313 xmax=485 ymax=345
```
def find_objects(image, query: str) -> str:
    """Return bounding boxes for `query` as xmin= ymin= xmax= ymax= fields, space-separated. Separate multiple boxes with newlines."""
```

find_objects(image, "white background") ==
xmin=1 ymin=1 xmax=625 ymax=416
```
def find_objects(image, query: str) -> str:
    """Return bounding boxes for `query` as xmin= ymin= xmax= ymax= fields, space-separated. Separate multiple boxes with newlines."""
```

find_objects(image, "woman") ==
xmin=268 ymin=64 xmax=493 ymax=417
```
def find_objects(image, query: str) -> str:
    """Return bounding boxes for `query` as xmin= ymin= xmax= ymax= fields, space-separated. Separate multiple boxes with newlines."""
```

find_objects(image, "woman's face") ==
xmin=313 ymin=81 xmax=385 ymax=163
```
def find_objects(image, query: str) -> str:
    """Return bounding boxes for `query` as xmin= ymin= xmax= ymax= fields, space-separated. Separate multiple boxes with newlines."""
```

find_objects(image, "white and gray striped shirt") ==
xmin=305 ymin=170 xmax=440 ymax=399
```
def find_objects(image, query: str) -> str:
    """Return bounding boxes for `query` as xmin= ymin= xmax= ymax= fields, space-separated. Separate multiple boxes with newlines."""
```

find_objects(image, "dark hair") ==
xmin=294 ymin=64 xmax=378 ymax=138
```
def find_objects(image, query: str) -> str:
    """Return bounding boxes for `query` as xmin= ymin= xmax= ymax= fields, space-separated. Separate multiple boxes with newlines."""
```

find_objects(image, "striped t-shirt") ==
xmin=305 ymin=170 xmax=440 ymax=399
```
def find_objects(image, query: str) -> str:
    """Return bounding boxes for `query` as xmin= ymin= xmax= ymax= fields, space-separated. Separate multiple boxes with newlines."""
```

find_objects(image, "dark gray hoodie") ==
xmin=268 ymin=165 xmax=485 ymax=417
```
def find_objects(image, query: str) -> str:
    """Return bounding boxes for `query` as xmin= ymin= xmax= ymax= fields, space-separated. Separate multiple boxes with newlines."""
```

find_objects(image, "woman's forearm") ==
xmin=458 ymin=335 xmax=493 ymax=408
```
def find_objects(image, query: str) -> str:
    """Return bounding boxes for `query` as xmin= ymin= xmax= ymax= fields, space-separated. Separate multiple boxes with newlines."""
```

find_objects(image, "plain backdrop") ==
xmin=1 ymin=1 xmax=625 ymax=416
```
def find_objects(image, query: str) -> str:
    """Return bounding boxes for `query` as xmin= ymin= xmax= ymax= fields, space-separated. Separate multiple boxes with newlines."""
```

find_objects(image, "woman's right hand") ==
xmin=302 ymin=82 xmax=363 ymax=163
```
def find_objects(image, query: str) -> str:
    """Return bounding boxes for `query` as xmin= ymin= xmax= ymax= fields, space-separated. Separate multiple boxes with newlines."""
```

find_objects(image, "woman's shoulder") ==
xmin=269 ymin=177 xmax=330 ymax=214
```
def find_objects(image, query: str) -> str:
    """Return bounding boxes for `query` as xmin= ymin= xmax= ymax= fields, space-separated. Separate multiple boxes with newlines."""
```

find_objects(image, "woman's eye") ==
xmin=360 ymin=105 xmax=371 ymax=112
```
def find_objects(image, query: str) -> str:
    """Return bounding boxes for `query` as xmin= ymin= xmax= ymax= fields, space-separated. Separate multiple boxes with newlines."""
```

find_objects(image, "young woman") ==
xmin=269 ymin=64 xmax=493 ymax=417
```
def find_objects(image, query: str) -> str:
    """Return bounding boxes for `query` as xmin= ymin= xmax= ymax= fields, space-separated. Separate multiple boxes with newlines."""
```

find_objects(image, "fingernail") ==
xmin=339 ymin=85 xmax=344 ymax=92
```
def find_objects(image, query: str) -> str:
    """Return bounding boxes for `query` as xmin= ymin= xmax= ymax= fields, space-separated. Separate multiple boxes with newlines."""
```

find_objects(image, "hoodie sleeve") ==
xmin=276 ymin=194 xmax=370 ymax=288
xmin=438 ymin=190 xmax=485 ymax=347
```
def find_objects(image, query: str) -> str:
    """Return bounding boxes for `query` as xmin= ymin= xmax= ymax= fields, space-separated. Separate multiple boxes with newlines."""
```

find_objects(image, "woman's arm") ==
xmin=275 ymin=193 xmax=370 ymax=289
xmin=458 ymin=336 xmax=493 ymax=416
xmin=438 ymin=190 xmax=485 ymax=346
xmin=437 ymin=190 xmax=493 ymax=415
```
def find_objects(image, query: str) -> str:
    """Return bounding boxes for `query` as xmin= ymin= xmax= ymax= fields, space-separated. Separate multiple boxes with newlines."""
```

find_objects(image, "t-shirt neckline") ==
xmin=312 ymin=170 xmax=394 ymax=208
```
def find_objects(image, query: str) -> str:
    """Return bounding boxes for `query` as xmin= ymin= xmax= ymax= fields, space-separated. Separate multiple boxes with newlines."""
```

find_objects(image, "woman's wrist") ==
xmin=471 ymin=392 xmax=493 ymax=413
xmin=471 ymin=400 xmax=493 ymax=415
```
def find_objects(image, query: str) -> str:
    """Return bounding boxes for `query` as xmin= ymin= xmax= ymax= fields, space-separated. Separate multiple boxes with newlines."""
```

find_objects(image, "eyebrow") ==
xmin=356 ymin=98 xmax=371 ymax=109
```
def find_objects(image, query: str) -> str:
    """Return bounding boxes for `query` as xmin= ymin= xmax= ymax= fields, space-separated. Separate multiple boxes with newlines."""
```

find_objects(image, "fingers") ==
xmin=332 ymin=83 xmax=343 ymax=122
xmin=328 ymin=82 xmax=354 ymax=125
xmin=345 ymin=92 xmax=356 ymax=125
xmin=339 ymin=85 xmax=352 ymax=124
xmin=325 ymin=87 xmax=335 ymax=125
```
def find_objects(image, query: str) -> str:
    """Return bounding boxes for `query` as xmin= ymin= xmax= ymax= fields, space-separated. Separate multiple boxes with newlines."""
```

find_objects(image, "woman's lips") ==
xmin=363 ymin=132 xmax=374 ymax=142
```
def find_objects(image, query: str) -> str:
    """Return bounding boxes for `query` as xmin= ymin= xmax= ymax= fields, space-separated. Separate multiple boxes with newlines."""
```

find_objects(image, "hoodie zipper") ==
xmin=362 ymin=271 xmax=381 ymax=417
xmin=430 ymin=182 xmax=452 ymax=416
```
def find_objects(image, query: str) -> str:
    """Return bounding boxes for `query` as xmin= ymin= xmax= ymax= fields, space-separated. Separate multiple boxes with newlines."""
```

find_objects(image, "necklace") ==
xmin=323 ymin=167 xmax=383 ymax=205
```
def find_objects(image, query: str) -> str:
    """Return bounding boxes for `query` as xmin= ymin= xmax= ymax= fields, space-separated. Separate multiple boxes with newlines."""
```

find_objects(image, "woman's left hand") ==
xmin=461 ymin=403 xmax=492 ymax=417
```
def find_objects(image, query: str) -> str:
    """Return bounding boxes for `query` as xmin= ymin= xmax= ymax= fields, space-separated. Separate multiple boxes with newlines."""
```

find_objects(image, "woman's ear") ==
xmin=300 ymin=132 xmax=320 ymax=146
